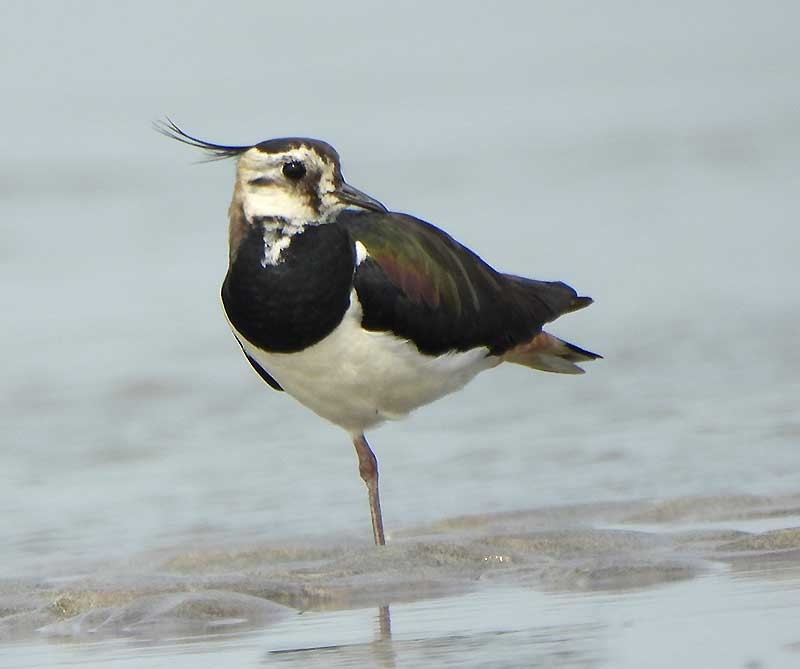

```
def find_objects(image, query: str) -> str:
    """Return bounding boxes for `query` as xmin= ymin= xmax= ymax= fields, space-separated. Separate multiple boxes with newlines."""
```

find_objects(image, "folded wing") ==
xmin=339 ymin=210 xmax=596 ymax=362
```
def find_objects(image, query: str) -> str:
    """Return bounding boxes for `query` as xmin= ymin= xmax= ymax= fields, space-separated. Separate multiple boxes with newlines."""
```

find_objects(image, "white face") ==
xmin=236 ymin=145 xmax=344 ymax=225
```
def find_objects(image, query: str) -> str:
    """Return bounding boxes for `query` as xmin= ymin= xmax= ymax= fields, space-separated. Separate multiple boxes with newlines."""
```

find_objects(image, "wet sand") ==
xmin=3 ymin=492 xmax=799 ymax=667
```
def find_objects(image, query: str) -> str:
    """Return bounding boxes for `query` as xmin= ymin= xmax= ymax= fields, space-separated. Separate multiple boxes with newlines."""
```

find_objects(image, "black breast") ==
xmin=221 ymin=223 xmax=356 ymax=353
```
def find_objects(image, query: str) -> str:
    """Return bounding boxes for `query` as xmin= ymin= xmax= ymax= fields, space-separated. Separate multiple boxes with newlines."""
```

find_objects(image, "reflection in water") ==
xmin=378 ymin=604 xmax=392 ymax=639
xmin=263 ymin=605 xmax=396 ymax=666
xmin=374 ymin=605 xmax=396 ymax=668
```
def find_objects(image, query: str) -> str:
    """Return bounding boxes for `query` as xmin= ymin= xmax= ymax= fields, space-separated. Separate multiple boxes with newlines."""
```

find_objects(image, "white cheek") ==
xmin=242 ymin=185 xmax=315 ymax=222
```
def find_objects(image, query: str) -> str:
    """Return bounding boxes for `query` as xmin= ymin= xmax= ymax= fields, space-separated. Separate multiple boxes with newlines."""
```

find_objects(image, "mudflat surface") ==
xmin=3 ymin=494 xmax=800 ymax=667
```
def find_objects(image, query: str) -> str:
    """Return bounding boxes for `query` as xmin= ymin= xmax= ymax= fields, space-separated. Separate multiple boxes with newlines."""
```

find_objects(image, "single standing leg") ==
xmin=352 ymin=433 xmax=386 ymax=546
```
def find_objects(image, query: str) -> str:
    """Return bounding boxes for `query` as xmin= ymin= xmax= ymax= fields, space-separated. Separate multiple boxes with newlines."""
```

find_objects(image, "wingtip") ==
xmin=570 ymin=295 xmax=594 ymax=312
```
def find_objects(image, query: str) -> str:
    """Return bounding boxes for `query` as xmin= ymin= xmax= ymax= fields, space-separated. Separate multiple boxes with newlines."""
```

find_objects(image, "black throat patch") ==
xmin=222 ymin=222 xmax=356 ymax=353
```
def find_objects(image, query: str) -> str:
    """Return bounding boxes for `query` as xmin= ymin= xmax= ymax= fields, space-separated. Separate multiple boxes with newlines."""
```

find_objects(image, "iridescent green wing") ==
xmin=339 ymin=210 xmax=586 ymax=356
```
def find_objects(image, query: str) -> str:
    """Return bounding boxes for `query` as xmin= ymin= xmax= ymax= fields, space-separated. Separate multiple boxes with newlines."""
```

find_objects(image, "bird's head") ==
xmin=156 ymin=119 xmax=386 ymax=226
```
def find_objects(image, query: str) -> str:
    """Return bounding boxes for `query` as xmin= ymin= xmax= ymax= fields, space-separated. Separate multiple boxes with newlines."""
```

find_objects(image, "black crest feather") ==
xmin=154 ymin=118 xmax=251 ymax=161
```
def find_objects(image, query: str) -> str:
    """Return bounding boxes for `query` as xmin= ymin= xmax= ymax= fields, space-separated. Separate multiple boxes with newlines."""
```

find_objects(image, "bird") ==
xmin=157 ymin=119 xmax=600 ymax=546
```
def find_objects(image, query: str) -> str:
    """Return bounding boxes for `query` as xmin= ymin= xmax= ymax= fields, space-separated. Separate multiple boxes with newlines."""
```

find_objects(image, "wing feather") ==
xmin=338 ymin=210 xmax=592 ymax=357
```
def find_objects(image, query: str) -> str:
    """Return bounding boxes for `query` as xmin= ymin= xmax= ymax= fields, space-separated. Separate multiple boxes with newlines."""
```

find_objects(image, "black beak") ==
xmin=336 ymin=182 xmax=388 ymax=213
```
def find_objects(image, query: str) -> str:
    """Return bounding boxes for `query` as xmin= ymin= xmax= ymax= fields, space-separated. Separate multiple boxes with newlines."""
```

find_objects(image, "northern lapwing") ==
xmin=157 ymin=120 xmax=600 ymax=546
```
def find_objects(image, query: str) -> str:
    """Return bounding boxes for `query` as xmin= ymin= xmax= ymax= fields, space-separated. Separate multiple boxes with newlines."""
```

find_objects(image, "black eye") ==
xmin=282 ymin=160 xmax=306 ymax=181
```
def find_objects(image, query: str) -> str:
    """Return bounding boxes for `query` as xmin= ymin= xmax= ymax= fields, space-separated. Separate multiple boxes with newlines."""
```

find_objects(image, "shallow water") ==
xmin=3 ymin=496 xmax=800 ymax=667
xmin=2 ymin=1 xmax=800 ymax=666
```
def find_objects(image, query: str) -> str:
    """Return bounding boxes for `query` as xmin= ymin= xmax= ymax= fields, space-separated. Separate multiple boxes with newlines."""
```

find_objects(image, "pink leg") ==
xmin=352 ymin=433 xmax=386 ymax=546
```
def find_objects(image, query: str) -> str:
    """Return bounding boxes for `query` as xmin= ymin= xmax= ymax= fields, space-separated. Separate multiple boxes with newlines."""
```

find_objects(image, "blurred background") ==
xmin=1 ymin=0 xmax=798 ymax=581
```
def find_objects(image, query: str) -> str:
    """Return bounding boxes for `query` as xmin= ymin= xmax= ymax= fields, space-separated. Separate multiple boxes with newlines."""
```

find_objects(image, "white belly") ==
xmin=230 ymin=291 xmax=499 ymax=435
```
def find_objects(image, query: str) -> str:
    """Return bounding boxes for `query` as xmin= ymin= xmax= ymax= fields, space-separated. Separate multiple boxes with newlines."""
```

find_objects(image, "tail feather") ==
xmin=502 ymin=331 xmax=602 ymax=375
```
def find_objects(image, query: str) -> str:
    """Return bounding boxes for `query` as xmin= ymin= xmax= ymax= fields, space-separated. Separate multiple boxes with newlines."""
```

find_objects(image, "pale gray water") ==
xmin=2 ymin=1 xmax=799 ymax=666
